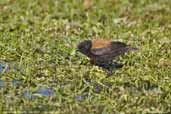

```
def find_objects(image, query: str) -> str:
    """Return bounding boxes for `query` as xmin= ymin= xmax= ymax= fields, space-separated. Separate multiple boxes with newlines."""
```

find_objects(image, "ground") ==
xmin=0 ymin=0 xmax=171 ymax=113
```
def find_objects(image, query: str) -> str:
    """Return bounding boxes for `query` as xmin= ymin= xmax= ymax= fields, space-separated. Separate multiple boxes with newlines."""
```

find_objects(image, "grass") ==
xmin=0 ymin=0 xmax=171 ymax=113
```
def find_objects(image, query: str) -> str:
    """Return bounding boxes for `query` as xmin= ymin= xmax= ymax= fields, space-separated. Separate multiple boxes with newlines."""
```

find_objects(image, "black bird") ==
xmin=77 ymin=39 xmax=138 ymax=75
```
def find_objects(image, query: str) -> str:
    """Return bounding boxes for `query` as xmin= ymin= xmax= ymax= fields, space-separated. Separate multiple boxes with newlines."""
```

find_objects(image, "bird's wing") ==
xmin=91 ymin=41 xmax=130 ymax=56
xmin=91 ymin=46 xmax=112 ymax=55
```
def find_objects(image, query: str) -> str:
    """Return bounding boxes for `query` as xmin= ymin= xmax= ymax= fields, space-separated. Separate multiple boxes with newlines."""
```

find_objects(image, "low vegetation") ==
xmin=0 ymin=0 xmax=171 ymax=113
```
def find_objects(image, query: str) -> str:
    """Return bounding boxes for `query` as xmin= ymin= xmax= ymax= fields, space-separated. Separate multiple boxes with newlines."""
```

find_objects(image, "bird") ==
xmin=77 ymin=39 xmax=138 ymax=74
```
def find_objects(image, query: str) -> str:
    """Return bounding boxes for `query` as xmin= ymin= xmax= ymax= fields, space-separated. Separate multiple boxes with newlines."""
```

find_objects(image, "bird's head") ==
xmin=77 ymin=40 xmax=92 ymax=54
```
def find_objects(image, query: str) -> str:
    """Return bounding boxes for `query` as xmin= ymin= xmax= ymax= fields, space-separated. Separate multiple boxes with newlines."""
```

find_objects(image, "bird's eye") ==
xmin=85 ymin=44 xmax=91 ymax=49
xmin=85 ymin=45 xmax=88 ymax=49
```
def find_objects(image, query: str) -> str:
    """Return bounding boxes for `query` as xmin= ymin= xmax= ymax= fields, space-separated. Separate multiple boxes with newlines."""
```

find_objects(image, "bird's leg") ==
xmin=93 ymin=60 xmax=114 ymax=76
xmin=112 ymin=61 xmax=123 ymax=68
xmin=107 ymin=67 xmax=113 ymax=76
xmin=107 ymin=71 xmax=113 ymax=76
xmin=106 ymin=61 xmax=114 ymax=77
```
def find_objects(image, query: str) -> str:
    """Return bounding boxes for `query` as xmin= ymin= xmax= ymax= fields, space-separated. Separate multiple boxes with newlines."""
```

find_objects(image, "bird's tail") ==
xmin=127 ymin=47 xmax=139 ymax=51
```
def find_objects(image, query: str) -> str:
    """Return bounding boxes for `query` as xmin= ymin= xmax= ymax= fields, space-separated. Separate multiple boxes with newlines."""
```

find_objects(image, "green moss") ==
xmin=0 ymin=0 xmax=171 ymax=113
